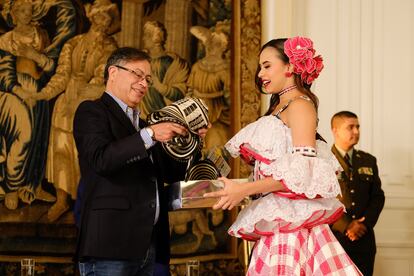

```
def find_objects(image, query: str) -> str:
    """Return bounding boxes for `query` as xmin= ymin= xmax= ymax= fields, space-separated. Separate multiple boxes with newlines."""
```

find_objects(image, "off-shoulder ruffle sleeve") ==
xmin=225 ymin=116 xmax=288 ymax=160
xmin=259 ymin=141 xmax=342 ymax=199
xmin=225 ymin=116 xmax=342 ymax=199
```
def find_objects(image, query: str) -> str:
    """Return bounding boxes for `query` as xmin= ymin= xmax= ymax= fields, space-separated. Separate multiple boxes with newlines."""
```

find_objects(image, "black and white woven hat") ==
xmin=147 ymin=97 xmax=209 ymax=161
xmin=184 ymin=159 xmax=220 ymax=181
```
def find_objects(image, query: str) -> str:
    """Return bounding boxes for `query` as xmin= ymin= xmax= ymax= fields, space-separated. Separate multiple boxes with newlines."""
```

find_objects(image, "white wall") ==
xmin=263 ymin=0 xmax=414 ymax=275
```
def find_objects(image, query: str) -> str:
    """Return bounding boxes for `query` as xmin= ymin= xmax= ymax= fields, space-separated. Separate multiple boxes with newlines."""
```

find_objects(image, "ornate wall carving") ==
xmin=232 ymin=0 xmax=261 ymax=178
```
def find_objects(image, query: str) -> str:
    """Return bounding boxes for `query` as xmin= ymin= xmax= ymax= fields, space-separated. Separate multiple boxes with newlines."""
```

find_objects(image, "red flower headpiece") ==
xmin=284 ymin=37 xmax=324 ymax=85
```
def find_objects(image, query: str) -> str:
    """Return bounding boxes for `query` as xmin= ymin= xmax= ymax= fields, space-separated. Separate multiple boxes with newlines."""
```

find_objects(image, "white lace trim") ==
xmin=259 ymin=150 xmax=341 ymax=198
xmin=225 ymin=115 xmax=342 ymax=199
xmin=228 ymin=194 xmax=344 ymax=237
xmin=225 ymin=116 xmax=288 ymax=160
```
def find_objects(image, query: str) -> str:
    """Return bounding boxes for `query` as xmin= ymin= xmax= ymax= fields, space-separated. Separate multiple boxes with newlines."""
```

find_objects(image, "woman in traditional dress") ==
xmin=204 ymin=37 xmax=362 ymax=275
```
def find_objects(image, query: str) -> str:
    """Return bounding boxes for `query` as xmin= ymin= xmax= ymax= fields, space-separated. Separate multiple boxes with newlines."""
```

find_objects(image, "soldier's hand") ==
xmin=346 ymin=217 xmax=367 ymax=241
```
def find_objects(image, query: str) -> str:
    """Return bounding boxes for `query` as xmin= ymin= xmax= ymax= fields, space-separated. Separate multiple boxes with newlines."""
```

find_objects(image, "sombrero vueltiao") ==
xmin=147 ymin=97 xmax=209 ymax=161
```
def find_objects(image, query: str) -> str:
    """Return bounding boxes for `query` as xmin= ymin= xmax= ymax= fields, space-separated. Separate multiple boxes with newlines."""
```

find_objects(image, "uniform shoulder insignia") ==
xmin=355 ymin=149 xmax=366 ymax=155
xmin=355 ymin=150 xmax=377 ymax=169
xmin=355 ymin=149 xmax=374 ymax=158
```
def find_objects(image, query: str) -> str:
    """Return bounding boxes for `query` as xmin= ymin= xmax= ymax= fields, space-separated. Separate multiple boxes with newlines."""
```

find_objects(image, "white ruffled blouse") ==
xmin=225 ymin=115 xmax=344 ymax=241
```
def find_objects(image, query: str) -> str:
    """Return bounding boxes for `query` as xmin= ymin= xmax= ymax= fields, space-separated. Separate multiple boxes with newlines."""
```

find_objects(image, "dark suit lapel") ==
xmin=139 ymin=118 xmax=147 ymax=129
xmin=101 ymin=93 xmax=136 ymax=134
xmin=331 ymin=145 xmax=352 ymax=178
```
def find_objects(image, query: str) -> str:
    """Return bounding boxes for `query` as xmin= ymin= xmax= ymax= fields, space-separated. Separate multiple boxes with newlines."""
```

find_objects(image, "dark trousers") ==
xmin=333 ymin=230 xmax=376 ymax=276
xmin=79 ymin=237 xmax=156 ymax=276
xmin=347 ymin=250 xmax=375 ymax=276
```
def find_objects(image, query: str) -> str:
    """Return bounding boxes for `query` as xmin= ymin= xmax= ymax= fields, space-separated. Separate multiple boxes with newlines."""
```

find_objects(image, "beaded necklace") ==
xmin=278 ymin=85 xmax=297 ymax=96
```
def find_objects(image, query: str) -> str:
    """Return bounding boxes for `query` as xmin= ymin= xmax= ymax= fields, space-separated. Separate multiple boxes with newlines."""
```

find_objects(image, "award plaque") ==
xmin=168 ymin=179 xmax=250 ymax=210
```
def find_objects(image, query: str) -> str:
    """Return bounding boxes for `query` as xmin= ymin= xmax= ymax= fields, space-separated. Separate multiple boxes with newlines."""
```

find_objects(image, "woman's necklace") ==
xmin=278 ymin=85 xmax=297 ymax=97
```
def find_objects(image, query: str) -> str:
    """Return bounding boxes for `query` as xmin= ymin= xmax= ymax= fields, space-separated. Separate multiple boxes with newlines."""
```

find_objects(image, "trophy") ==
xmin=168 ymin=178 xmax=250 ymax=209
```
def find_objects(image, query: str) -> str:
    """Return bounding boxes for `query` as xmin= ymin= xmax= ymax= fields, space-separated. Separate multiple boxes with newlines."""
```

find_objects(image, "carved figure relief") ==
xmin=238 ymin=0 xmax=260 ymax=178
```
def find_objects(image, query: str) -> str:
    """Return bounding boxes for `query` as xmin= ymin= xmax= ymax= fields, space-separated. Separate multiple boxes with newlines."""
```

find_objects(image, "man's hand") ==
xmin=196 ymin=123 xmax=211 ymax=138
xmin=203 ymin=177 xmax=246 ymax=210
xmin=150 ymin=122 xmax=188 ymax=142
xmin=346 ymin=217 xmax=367 ymax=241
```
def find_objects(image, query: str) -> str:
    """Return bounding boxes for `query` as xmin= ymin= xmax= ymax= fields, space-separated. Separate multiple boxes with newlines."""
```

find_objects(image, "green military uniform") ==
xmin=331 ymin=145 xmax=385 ymax=276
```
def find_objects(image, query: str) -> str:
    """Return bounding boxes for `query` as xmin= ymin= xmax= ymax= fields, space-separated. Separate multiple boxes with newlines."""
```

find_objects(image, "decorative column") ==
xmin=164 ymin=0 xmax=192 ymax=60
xmin=231 ymin=0 xmax=261 ymax=179
xmin=119 ymin=0 xmax=149 ymax=48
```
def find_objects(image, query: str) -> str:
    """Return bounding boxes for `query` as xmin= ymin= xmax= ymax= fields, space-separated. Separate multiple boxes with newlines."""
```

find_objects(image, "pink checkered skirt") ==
xmin=247 ymin=224 xmax=362 ymax=275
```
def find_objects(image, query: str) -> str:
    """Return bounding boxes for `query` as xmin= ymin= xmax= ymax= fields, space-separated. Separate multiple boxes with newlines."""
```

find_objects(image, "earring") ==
xmin=285 ymin=72 xmax=292 ymax=77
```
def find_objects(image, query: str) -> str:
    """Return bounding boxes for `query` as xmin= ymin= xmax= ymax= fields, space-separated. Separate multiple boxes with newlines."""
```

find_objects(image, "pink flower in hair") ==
xmin=284 ymin=36 xmax=324 ymax=84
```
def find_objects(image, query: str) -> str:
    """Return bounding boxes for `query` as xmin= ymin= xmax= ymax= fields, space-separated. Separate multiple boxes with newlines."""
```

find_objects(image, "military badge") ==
xmin=358 ymin=167 xmax=373 ymax=175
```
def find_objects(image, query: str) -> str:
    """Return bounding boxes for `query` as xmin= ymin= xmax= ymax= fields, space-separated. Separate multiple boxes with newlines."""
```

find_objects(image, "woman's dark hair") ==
xmin=255 ymin=39 xmax=325 ymax=142
xmin=255 ymin=39 xmax=319 ymax=116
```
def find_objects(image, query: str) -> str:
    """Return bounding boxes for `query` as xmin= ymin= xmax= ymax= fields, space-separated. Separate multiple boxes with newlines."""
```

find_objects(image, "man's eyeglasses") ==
xmin=114 ymin=65 xmax=153 ymax=86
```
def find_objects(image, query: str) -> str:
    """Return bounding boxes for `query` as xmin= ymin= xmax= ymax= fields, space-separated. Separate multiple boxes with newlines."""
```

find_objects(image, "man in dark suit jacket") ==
xmin=73 ymin=47 xmax=208 ymax=275
xmin=330 ymin=111 xmax=385 ymax=276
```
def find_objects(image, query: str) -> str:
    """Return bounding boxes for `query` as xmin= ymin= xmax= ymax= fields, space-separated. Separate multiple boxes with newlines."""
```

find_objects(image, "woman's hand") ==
xmin=203 ymin=177 xmax=247 ymax=210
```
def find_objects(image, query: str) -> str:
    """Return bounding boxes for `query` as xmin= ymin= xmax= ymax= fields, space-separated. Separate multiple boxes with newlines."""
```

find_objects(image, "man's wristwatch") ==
xmin=145 ymin=127 xmax=155 ymax=140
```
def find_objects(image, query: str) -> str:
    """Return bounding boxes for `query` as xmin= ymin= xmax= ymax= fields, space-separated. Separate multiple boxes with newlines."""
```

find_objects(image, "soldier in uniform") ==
xmin=330 ymin=111 xmax=385 ymax=276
